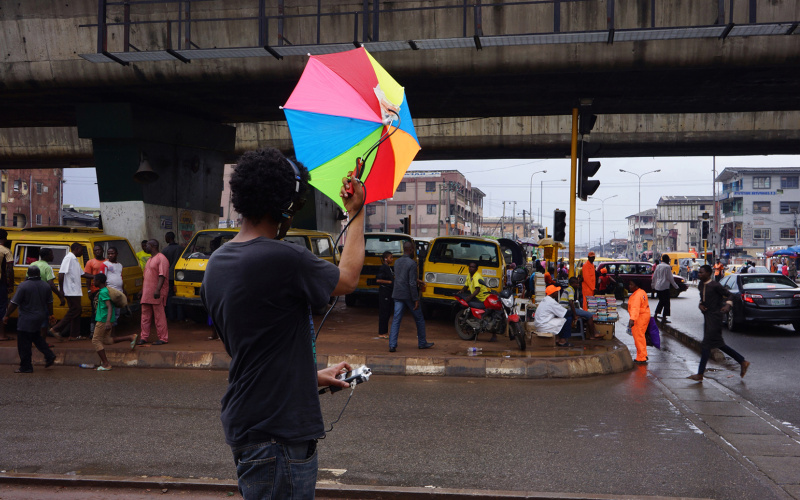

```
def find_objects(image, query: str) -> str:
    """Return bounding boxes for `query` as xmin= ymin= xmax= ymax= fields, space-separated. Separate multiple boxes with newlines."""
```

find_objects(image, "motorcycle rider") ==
xmin=459 ymin=262 xmax=495 ymax=341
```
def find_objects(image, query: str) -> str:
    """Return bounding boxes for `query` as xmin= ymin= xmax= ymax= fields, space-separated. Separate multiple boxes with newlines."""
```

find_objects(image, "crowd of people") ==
xmin=1 ymin=230 xmax=185 ymax=373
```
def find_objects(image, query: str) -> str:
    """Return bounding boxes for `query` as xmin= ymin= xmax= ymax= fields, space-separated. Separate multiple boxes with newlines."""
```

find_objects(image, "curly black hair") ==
xmin=230 ymin=148 xmax=310 ymax=224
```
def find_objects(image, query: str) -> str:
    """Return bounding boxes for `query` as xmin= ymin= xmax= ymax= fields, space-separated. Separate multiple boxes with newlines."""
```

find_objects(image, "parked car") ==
xmin=595 ymin=261 xmax=688 ymax=298
xmin=719 ymin=273 xmax=800 ymax=331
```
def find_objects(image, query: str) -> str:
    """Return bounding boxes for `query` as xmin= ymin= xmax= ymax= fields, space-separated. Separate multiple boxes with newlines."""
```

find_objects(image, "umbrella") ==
xmin=772 ymin=248 xmax=798 ymax=256
xmin=282 ymin=47 xmax=420 ymax=209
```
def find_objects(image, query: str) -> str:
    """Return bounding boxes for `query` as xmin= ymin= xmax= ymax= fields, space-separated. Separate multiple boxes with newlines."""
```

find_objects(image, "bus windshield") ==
xmin=428 ymin=239 xmax=499 ymax=267
xmin=365 ymin=235 xmax=411 ymax=257
xmin=182 ymin=232 xmax=236 ymax=259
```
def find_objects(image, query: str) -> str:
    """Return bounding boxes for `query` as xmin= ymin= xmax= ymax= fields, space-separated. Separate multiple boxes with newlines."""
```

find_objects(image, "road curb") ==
xmin=0 ymin=341 xmax=633 ymax=379
xmin=0 ymin=472 xmax=710 ymax=499
xmin=619 ymin=302 xmax=725 ymax=362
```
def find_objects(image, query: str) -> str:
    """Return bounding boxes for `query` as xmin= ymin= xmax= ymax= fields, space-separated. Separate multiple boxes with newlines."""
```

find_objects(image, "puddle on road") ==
xmin=455 ymin=343 xmax=624 ymax=358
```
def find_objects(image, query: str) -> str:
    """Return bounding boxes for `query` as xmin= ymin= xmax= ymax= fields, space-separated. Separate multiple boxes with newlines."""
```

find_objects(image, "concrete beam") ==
xmin=3 ymin=111 xmax=798 ymax=166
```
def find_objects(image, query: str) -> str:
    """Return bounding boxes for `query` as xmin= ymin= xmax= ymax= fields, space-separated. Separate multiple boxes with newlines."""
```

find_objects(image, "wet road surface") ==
xmin=0 ymin=365 xmax=785 ymax=499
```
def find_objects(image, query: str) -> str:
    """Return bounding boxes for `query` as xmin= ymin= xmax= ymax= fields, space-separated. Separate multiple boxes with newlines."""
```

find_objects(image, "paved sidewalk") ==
xmin=0 ymin=300 xmax=633 ymax=378
xmin=615 ymin=301 xmax=800 ymax=499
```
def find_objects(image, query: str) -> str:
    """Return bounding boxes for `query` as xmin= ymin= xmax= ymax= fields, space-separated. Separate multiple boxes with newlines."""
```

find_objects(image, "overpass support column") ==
xmin=77 ymin=103 xmax=236 ymax=246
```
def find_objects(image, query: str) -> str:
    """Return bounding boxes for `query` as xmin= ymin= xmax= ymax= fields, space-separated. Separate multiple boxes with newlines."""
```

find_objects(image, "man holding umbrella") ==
xmin=202 ymin=148 xmax=364 ymax=500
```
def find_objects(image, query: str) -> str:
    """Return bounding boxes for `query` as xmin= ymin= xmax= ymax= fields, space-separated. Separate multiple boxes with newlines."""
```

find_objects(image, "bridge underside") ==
xmin=3 ymin=111 xmax=798 ymax=167
xmin=3 ymin=64 xmax=800 ymax=129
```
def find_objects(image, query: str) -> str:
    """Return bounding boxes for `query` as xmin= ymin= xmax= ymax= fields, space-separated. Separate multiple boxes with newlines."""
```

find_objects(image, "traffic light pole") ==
xmin=569 ymin=108 xmax=578 ymax=277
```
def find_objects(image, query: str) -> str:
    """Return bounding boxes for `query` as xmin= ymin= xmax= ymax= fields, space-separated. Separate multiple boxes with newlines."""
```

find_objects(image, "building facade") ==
xmin=626 ymin=208 xmax=657 ymax=259
xmin=654 ymin=196 xmax=715 ymax=254
xmin=716 ymin=167 xmax=800 ymax=259
xmin=1 ymin=168 xmax=64 ymax=228
xmin=364 ymin=170 xmax=485 ymax=237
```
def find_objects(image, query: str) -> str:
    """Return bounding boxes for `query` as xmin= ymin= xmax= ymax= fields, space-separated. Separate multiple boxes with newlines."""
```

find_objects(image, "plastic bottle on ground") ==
xmin=79 ymin=363 xmax=95 ymax=369
xmin=467 ymin=347 xmax=483 ymax=353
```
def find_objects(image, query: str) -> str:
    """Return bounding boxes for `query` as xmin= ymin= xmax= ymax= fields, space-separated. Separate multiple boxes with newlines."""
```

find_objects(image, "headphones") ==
xmin=280 ymin=157 xmax=303 ymax=219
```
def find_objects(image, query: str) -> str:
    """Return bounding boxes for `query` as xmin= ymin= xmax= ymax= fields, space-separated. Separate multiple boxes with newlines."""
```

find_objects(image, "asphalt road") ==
xmin=0 ymin=366 xmax=780 ymax=499
xmin=646 ymin=287 xmax=800 ymax=432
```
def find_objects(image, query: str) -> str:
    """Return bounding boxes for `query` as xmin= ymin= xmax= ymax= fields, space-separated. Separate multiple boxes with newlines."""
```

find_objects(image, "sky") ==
xmin=64 ymin=154 xmax=800 ymax=246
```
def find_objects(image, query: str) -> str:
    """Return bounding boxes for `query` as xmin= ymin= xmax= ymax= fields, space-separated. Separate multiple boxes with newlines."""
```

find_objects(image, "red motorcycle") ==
xmin=453 ymin=270 xmax=526 ymax=350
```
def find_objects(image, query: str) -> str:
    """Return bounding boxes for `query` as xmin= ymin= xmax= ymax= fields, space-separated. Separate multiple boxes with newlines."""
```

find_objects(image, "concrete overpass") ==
xmin=2 ymin=0 xmax=799 ymax=241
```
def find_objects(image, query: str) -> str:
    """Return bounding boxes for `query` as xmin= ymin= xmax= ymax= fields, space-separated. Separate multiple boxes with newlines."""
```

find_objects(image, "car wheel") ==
xmin=344 ymin=294 xmax=356 ymax=307
xmin=726 ymin=309 xmax=740 ymax=332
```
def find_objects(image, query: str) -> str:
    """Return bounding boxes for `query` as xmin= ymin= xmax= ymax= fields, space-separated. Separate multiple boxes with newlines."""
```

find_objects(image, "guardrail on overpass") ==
xmin=79 ymin=0 xmax=799 ymax=65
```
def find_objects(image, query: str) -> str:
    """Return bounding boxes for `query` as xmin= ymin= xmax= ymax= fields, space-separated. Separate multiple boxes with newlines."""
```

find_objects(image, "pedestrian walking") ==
xmin=162 ymin=231 xmax=184 ymax=321
xmin=103 ymin=247 xmax=126 ymax=324
xmin=713 ymin=259 xmax=724 ymax=282
xmin=84 ymin=245 xmax=107 ymax=336
xmin=688 ymin=265 xmax=750 ymax=382
xmin=32 ymin=248 xmax=66 ymax=340
xmin=627 ymin=280 xmax=650 ymax=365
xmin=581 ymin=252 xmax=597 ymax=309
xmin=0 ymin=229 xmax=15 ymax=342
xmin=51 ymin=242 xmax=94 ymax=340
xmin=690 ymin=258 xmax=700 ymax=283
xmin=138 ymin=239 xmax=170 ymax=345
xmin=652 ymin=254 xmax=679 ymax=323
xmin=91 ymin=273 xmax=137 ymax=371
xmin=389 ymin=241 xmax=433 ymax=352
xmin=789 ymin=258 xmax=797 ymax=282
xmin=375 ymin=250 xmax=394 ymax=339
xmin=201 ymin=148 xmax=361 ymax=500
xmin=3 ymin=266 xmax=55 ymax=373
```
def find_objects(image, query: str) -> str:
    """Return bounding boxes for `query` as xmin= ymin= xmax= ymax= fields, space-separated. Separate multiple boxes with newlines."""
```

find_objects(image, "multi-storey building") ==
xmin=364 ymin=170 xmax=485 ymax=237
xmin=716 ymin=167 xmax=800 ymax=258
xmin=626 ymin=208 xmax=657 ymax=259
xmin=1 ymin=169 xmax=64 ymax=228
xmin=654 ymin=196 xmax=715 ymax=254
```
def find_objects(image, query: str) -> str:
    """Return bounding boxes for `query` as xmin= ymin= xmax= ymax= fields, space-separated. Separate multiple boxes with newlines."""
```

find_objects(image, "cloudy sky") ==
xmin=64 ymin=154 xmax=800 ymax=246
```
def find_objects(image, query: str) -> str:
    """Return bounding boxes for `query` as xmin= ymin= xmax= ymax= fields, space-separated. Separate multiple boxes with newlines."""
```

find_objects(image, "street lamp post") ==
xmin=619 ymin=168 xmax=661 ymax=259
xmin=590 ymin=194 xmax=618 ymax=256
xmin=528 ymin=170 xmax=547 ymax=237
xmin=578 ymin=208 xmax=600 ymax=251
xmin=540 ymin=178 xmax=568 ymax=232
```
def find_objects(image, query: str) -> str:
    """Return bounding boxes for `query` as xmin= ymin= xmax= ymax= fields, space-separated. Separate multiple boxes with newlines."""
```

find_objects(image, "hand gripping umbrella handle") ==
xmin=346 ymin=158 xmax=365 ymax=196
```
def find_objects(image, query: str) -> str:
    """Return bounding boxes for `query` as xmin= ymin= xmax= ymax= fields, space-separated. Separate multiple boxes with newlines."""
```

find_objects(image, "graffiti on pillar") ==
xmin=179 ymin=210 xmax=195 ymax=244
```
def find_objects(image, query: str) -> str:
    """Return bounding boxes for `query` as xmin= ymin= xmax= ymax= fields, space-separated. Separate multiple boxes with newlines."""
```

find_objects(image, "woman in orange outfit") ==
xmin=627 ymin=280 xmax=650 ymax=365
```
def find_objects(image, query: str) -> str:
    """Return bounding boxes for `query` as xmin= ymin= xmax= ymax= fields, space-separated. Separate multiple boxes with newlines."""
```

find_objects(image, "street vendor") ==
xmin=559 ymin=277 xmax=600 ymax=339
xmin=533 ymin=284 xmax=572 ymax=348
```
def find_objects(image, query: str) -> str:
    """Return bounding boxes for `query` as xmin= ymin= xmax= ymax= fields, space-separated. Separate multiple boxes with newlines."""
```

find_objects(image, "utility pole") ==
xmin=501 ymin=201 xmax=506 ymax=238
xmin=511 ymin=201 xmax=517 ymax=239
xmin=522 ymin=210 xmax=528 ymax=237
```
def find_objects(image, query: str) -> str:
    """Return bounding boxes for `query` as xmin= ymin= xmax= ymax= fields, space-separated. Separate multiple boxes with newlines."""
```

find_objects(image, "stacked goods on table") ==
xmin=586 ymin=295 xmax=619 ymax=322
xmin=534 ymin=274 xmax=546 ymax=302
xmin=587 ymin=294 xmax=618 ymax=339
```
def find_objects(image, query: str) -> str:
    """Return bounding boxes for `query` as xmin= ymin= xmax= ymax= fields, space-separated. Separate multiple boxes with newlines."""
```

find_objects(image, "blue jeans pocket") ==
xmin=287 ymin=450 xmax=318 ymax=499
xmin=236 ymin=456 xmax=276 ymax=499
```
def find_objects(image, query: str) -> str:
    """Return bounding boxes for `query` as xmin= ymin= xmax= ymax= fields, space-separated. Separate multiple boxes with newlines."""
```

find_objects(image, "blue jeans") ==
xmin=231 ymin=439 xmax=318 ymax=500
xmin=389 ymin=299 xmax=427 ymax=349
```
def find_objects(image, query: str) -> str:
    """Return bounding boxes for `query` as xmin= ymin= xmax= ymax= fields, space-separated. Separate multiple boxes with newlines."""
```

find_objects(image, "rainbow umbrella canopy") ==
xmin=282 ymin=47 xmax=420 ymax=209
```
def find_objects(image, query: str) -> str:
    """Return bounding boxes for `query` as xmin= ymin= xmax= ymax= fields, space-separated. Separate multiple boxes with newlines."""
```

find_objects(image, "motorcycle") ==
xmin=453 ymin=267 xmax=527 ymax=350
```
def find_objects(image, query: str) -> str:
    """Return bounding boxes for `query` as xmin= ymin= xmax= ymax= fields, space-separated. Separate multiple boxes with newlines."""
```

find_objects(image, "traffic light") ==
xmin=538 ymin=228 xmax=546 ymax=239
xmin=578 ymin=141 xmax=601 ymax=201
xmin=702 ymin=220 xmax=709 ymax=240
xmin=553 ymin=210 xmax=566 ymax=242
xmin=400 ymin=216 xmax=410 ymax=234
xmin=579 ymin=113 xmax=597 ymax=135
xmin=400 ymin=217 xmax=411 ymax=234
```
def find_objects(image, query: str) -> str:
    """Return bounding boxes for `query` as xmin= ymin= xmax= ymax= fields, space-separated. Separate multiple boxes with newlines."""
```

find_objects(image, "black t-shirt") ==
xmin=11 ymin=278 xmax=53 ymax=332
xmin=201 ymin=237 xmax=340 ymax=446
xmin=161 ymin=243 xmax=182 ymax=278
xmin=376 ymin=263 xmax=394 ymax=291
